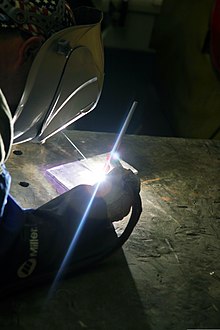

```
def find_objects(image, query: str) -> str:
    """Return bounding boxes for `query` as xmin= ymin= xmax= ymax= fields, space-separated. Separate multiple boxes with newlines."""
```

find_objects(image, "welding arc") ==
xmin=46 ymin=101 xmax=142 ymax=296
xmin=104 ymin=100 xmax=138 ymax=171
xmin=109 ymin=101 xmax=138 ymax=164
xmin=105 ymin=100 xmax=141 ymax=250
xmin=112 ymin=101 xmax=138 ymax=153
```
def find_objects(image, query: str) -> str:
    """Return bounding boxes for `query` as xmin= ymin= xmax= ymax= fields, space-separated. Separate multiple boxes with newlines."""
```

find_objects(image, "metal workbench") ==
xmin=1 ymin=130 xmax=220 ymax=330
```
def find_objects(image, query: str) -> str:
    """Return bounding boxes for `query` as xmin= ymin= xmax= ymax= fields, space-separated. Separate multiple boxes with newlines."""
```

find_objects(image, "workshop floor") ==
xmin=2 ymin=131 xmax=220 ymax=330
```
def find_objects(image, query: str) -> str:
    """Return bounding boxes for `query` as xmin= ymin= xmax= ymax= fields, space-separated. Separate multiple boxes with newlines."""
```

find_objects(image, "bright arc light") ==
xmin=112 ymin=151 xmax=120 ymax=161
xmin=92 ymin=165 xmax=106 ymax=183
xmin=47 ymin=102 xmax=137 ymax=299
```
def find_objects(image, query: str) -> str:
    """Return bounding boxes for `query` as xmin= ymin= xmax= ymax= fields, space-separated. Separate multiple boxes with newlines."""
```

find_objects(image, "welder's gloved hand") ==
xmin=94 ymin=167 xmax=140 ymax=222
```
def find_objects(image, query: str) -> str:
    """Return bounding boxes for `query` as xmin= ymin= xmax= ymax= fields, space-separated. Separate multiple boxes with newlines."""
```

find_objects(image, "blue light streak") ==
xmin=109 ymin=101 xmax=138 ymax=161
xmin=48 ymin=100 xmax=138 ymax=298
xmin=48 ymin=182 xmax=100 ymax=298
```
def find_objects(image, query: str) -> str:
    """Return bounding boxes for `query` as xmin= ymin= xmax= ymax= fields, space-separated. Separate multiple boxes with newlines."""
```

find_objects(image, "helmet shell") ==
xmin=13 ymin=7 xmax=104 ymax=143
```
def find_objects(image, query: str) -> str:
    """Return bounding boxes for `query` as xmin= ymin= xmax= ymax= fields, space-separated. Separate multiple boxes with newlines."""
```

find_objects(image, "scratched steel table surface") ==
xmin=1 ymin=130 xmax=220 ymax=330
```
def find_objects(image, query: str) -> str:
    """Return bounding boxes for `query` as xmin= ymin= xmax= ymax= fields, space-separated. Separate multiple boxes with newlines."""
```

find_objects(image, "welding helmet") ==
xmin=0 ymin=1 xmax=104 ymax=143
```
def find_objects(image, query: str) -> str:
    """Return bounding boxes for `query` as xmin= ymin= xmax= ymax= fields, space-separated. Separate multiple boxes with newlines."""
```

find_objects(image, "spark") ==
xmin=62 ymin=131 xmax=88 ymax=162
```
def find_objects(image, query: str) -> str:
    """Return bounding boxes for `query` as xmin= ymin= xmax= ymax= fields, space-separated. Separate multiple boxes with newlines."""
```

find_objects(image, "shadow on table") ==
xmin=0 ymin=249 xmax=150 ymax=330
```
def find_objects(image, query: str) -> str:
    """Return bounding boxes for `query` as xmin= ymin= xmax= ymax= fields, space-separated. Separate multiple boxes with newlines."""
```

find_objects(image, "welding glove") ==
xmin=0 ymin=166 xmax=141 ymax=297
xmin=90 ymin=166 xmax=141 ymax=222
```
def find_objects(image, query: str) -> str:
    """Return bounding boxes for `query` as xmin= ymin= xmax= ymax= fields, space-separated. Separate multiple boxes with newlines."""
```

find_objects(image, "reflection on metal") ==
xmin=46 ymin=153 xmax=138 ymax=190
